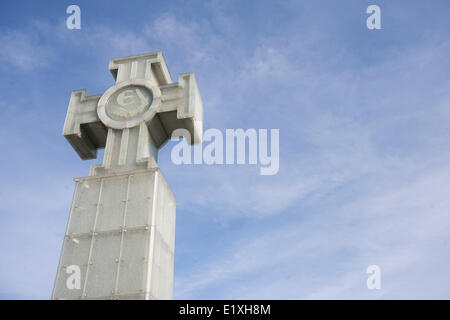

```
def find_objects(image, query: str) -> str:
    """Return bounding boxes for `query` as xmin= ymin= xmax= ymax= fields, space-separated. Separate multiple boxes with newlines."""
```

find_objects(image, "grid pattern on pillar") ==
xmin=52 ymin=169 xmax=176 ymax=300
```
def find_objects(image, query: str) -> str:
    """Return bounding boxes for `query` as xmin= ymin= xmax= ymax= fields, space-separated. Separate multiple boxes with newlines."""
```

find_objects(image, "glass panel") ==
xmin=126 ymin=172 xmax=154 ymax=228
xmin=96 ymin=176 xmax=128 ymax=232
xmin=53 ymin=236 xmax=91 ymax=299
xmin=84 ymin=233 xmax=121 ymax=298
xmin=117 ymin=230 xmax=149 ymax=295
xmin=68 ymin=180 xmax=101 ymax=234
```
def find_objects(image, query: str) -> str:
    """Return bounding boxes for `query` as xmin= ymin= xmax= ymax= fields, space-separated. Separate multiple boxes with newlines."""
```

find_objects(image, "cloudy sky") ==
xmin=0 ymin=0 xmax=449 ymax=299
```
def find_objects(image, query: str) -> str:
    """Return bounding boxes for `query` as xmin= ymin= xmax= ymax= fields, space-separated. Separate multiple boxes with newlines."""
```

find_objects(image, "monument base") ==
xmin=52 ymin=168 xmax=177 ymax=300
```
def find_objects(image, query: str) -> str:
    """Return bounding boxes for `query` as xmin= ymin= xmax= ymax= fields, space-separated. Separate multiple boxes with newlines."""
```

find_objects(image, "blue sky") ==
xmin=0 ymin=0 xmax=449 ymax=299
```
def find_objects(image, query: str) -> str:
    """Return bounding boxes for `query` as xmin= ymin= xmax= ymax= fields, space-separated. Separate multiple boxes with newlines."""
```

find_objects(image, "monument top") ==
xmin=109 ymin=51 xmax=172 ymax=84
xmin=62 ymin=51 xmax=203 ymax=175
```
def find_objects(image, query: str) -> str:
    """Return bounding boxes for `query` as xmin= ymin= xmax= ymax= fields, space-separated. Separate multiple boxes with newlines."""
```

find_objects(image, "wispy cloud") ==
xmin=0 ymin=27 xmax=54 ymax=71
xmin=175 ymin=157 xmax=450 ymax=299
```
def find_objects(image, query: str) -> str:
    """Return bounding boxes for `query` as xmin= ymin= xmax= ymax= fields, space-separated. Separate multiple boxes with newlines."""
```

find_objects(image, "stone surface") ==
xmin=53 ymin=52 xmax=203 ymax=300
xmin=62 ymin=51 xmax=203 ymax=175
xmin=52 ymin=169 xmax=176 ymax=300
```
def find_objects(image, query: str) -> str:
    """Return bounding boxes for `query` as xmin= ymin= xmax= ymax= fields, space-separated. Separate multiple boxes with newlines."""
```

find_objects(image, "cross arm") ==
xmin=63 ymin=89 xmax=107 ymax=160
xmin=154 ymin=73 xmax=203 ymax=146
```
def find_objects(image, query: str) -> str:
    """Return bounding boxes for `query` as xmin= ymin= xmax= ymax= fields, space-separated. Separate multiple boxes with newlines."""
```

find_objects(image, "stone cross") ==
xmin=63 ymin=51 xmax=203 ymax=175
xmin=53 ymin=52 xmax=203 ymax=300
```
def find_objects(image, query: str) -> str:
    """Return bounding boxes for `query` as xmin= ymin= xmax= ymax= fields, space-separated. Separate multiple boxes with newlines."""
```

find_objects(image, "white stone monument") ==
xmin=52 ymin=52 xmax=203 ymax=300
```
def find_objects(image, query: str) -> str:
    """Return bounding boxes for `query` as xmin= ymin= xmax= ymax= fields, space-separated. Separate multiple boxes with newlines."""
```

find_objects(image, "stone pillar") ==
xmin=52 ymin=168 xmax=176 ymax=299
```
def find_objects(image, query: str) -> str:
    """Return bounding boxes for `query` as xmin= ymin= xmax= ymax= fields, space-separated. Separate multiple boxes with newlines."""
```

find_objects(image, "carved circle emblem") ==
xmin=105 ymin=86 xmax=152 ymax=121
xmin=97 ymin=79 xmax=161 ymax=129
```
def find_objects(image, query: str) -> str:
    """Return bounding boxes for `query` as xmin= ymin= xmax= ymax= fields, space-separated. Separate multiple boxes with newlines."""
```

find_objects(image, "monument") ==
xmin=52 ymin=52 xmax=203 ymax=299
